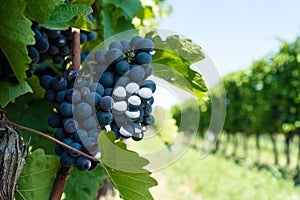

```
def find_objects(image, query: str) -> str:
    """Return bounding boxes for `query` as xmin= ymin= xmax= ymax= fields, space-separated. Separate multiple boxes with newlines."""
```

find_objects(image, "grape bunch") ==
xmin=40 ymin=36 xmax=156 ymax=171
xmin=28 ymin=20 xmax=96 ymax=66
xmin=40 ymin=70 xmax=101 ymax=171
xmin=81 ymin=35 xmax=156 ymax=140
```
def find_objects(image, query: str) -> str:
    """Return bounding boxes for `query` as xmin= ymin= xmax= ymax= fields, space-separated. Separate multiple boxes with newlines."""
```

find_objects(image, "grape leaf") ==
xmin=101 ymin=8 xmax=135 ymax=39
xmin=0 ymin=0 xmax=35 ymax=84
xmin=24 ymin=0 xmax=62 ymax=24
xmin=103 ymin=0 xmax=143 ymax=19
xmin=0 ymin=79 xmax=32 ymax=108
xmin=41 ymin=3 xmax=94 ymax=31
xmin=15 ymin=149 xmax=60 ymax=200
xmin=150 ymin=34 xmax=208 ymax=98
xmin=98 ymin=132 xmax=157 ymax=200
xmin=63 ymin=166 xmax=106 ymax=200
xmin=72 ymin=0 xmax=95 ymax=5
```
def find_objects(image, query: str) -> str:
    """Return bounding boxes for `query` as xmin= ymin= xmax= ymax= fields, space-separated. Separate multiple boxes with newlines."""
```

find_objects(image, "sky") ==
xmin=157 ymin=0 xmax=300 ymax=76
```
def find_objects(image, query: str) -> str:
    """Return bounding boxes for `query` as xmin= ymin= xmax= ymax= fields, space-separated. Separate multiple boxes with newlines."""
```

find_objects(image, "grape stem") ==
xmin=72 ymin=28 xmax=81 ymax=72
xmin=0 ymin=120 xmax=98 ymax=161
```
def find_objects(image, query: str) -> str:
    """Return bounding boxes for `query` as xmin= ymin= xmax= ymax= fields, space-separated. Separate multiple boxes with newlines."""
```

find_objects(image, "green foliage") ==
xmin=24 ymin=0 xmax=62 ymax=24
xmin=0 ymin=79 xmax=33 ymax=107
xmin=15 ymin=149 xmax=60 ymax=200
xmin=41 ymin=3 xmax=94 ymax=30
xmin=63 ymin=167 xmax=106 ymax=200
xmin=0 ymin=0 xmax=35 ymax=84
xmin=149 ymin=33 xmax=207 ymax=99
xmin=99 ymin=132 xmax=158 ymax=200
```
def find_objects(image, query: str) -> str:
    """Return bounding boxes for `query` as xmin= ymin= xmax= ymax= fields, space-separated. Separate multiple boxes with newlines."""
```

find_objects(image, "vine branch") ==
xmin=72 ymin=28 xmax=81 ymax=72
xmin=0 ymin=120 xmax=98 ymax=161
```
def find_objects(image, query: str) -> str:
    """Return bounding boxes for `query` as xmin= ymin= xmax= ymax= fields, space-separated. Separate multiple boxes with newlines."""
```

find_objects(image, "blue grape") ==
xmin=48 ymin=113 xmax=62 ymax=128
xmin=143 ymin=103 xmax=152 ymax=116
xmin=142 ymin=115 xmax=154 ymax=126
xmin=80 ymin=32 xmax=87 ymax=44
xmin=120 ymin=39 xmax=131 ymax=53
xmin=56 ymin=90 xmax=66 ymax=103
xmin=75 ymin=102 xmax=92 ymax=119
xmin=86 ymin=92 xmax=101 ymax=106
xmin=47 ymin=30 xmax=61 ymax=38
xmin=143 ymin=64 xmax=153 ymax=78
xmin=59 ymin=101 xmax=73 ymax=117
xmin=88 ymin=129 xmax=101 ymax=139
xmin=79 ymin=86 xmax=90 ymax=98
xmin=27 ymin=46 xmax=40 ymax=63
xmin=68 ymin=143 xmax=82 ymax=157
xmin=60 ymin=151 xmax=76 ymax=167
xmin=110 ymin=122 xmax=120 ymax=139
xmin=119 ymin=124 xmax=134 ymax=138
xmin=96 ymin=111 xmax=113 ymax=126
xmin=82 ymin=116 xmax=98 ymax=130
xmin=136 ymin=38 xmax=154 ymax=52
xmin=73 ymin=129 xmax=88 ymax=143
xmin=82 ymin=137 xmax=98 ymax=153
xmin=136 ymin=52 xmax=152 ymax=65
xmin=94 ymin=50 xmax=107 ymax=64
xmin=44 ymin=89 xmax=57 ymax=102
xmin=130 ymin=36 xmax=143 ymax=49
xmin=63 ymin=118 xmax=78 ymax=134
xmin=98 ymin=96 xmax=114 ymax=111
xmin=115 ymin=61 xmax=130 ymax=75
xmin=66 ymin=88 xmax=81 ymax=103
xmin=104 ymin=88 xmax=113 ymax=96
xmin=34 ymin=36 xmax=49 ymax=53
xmin=50 ymin=76 xmax=67 ymax=91
xmin=90 ymin=82 xmax=104 ymax=96
xmin=54 ymin=128 xmax=67 ymax=141
xmin=61 ymin=138 xmax=74 ymax=150
xmin=32 ymin=28 xmax=41 ymax=37
xmin=139 ymin=80 xmax=156 ymax=92
xmin=54 ymin=34 xmax=67 ymax=47
xmin=99 ymin=72 xmax=115 ymax=87
xmin=59 ymin=45 xmax=70 ymax=56
xmin=55 ymin=144 xmax=64 ymax=156
xmin=106 ymin=48 xmax=123 ymax=64
xmin=87 ymin=32 xmax=97 ymax=41
xmin=128 ymin=65 xmax=145 ymax=82
xmin=48 ymin=44 xmax=59 ymax=55
xmin=76 ymin=156 xmax=91 ymax=171
xmin=40 ymin=75 xmax=53 ymax=90
xmin=109 ymin=41 xmax=123 ymax=51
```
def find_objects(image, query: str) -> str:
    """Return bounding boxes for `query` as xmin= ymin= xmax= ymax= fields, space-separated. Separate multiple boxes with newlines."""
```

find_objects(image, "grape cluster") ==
xmin=40 ymin=70 xmax=100 ymax=171
xmin=28 ymin=22 xmax=96 ymax=65
xmin=81 ymin=36 xmax=156 ymax=140
xmin=40 ymin=36 xmax=156 ymax=171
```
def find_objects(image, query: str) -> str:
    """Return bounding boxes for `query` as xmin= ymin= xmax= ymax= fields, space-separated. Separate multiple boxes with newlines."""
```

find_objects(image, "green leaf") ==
xmin=151 ymin=34 xmax=208 ymax=98
xmin=72 ymin=0 xmax=94 ymax=5
xmin=41 ymin=3 xmax=94 ymax=30
xmin=24 ymin=0 xmax=62 ymax=24
xmin=15 ymin=149 xmax=60 ymax=200
xmin=103 ymin=0 xmax=143 ymax=19
xmin=71 ymin=14 xmax=95 ymax=31
xmin=26 ymin=75 xmax=45 ymax=99
xmin=101 ymin=8 xmax=136 ymax=39
xmin=5 ymin=93 xmax=55 ymax=154
xmin=0 ymin=79 xmax=32 ymax=108
xmin=99 ymin=132 xmax=157 ymax=200
xmin=63 ymin=167 xmax=106 ymax=200
xmin=0 ymin=0 xmax=35 ymax=84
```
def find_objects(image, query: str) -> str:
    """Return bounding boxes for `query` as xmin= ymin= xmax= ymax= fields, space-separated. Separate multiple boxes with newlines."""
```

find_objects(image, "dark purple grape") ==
xmin=96 ymin=111 xmax=113 ymax=126
xmin=90 ymin=82 xmax=104 ymax=96
xmin=48 ymin=113 xmax=62 ymax=128
xmin=142 ymin=115 xmax=154 ymax=126
xmin=27 ymin=46 xmax=40 ymax=63
xmin=87 ymin=32 xmax=97 ymax=41
xmin=82 ymin=116 xmax=98 ymax=130
xmin=139 ymin=80 xmax=156 ymax=92
xmin=44 ymin=89 xmax=57 ymax=102
xmin=136 ymin=52 xmax=152 ymax=65
xmin=61 ymin=151 xmax=76 ymax=167
xmin=51 ymin=76 xmax=68 ymax=91
xmin=55 ymin=144 xmax=64 ymax=156
xmin=54 ymin=128 xmax=67 ymax=141
xmin=98 ymin=96 xmax=114 ymax=111
xmin=115 ymin=61 xmax=130 ymax=75
xmin=59 ymin=101 xmax=74 ymax=117
xmin=76 ymin=156 xmax=91 ymax=171
xmin=80 ymin=32 xmax=87 ymax=44
xmin=68 ymin=143 xmax=82 ymax=157
xmin=130 ymin=36 xmax=143 ymax=49
xmin=109 ymin=41 xmax=122 ymax=50
xmin=74 ymin=129 xmax=88 ymax=143
xmin=86 ymin=92 xmax=101 ymax=106
xmin=136 ymin=38 xmax=154 ymax=51
xmin=63 ymin=118 xmax=78 ymax=134
xmin=40 ymin=75 xmax=53 ymax=90
xmin=128 ymin=65 xmax=145 ymax=82
xmin=75 ymin=102 xmax=92 ymax=119
xmin=53 ymin=34 xmax=67 ymax=47
xmin=56 ymin=90 xmax=66 ymax=103
xmin=34 ymin=36 xmax=49 ymax=53
xmin=82 ymin=137 xmax=98 ymax=153
xmin=94 ymin=50 xmax=107 ymax=64
xmin=99 ymin=72 xmax=114 ymax=87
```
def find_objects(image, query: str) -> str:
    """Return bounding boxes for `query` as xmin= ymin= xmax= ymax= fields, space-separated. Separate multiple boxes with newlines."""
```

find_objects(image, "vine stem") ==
xmin=0 ymin=120 xmax=98 ymax=161
xmin=72 ymin=28 xmax=81 ymax=72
